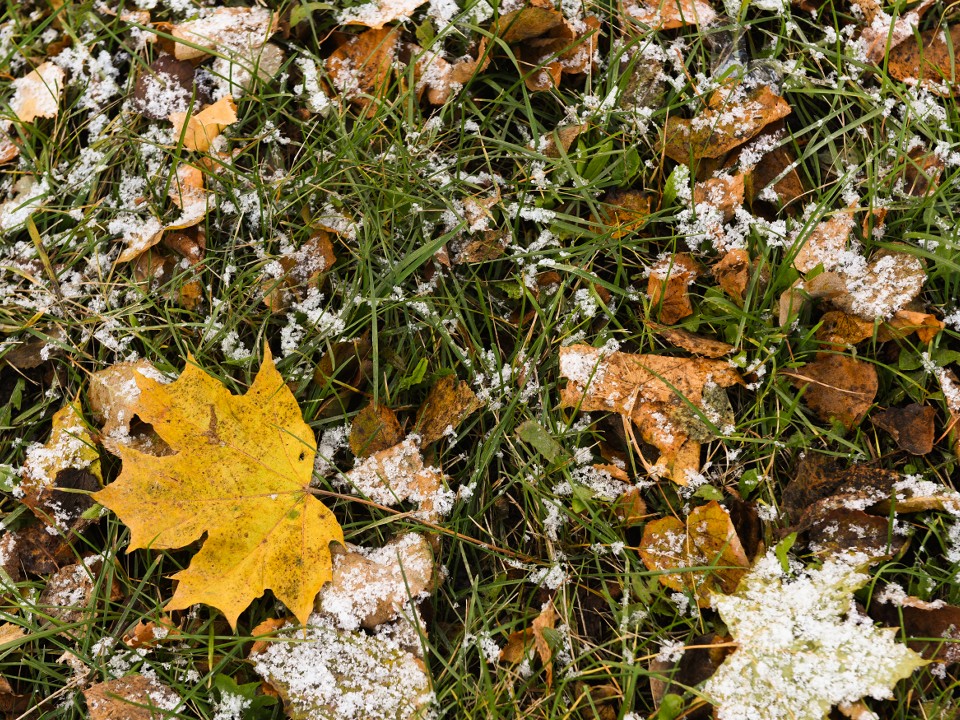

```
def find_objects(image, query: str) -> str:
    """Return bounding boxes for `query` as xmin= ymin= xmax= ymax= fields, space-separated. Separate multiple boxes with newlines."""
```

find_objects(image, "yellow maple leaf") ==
xmin=94 ymin=348 xmax=343 ymax=628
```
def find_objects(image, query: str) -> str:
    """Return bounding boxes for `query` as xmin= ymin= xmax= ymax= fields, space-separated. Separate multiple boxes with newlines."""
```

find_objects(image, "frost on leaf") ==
xmin=168 ymin=95 xmax=238 ymax=152
xmin=622 ymin=0 xmax=716 ymax=29
xmin=171 ymin=6 xmax=278 ymax=61
xmin=93 ymin=348 xmax=344 ymax=628
xmin=10 ymin=62 xmax=65 ymax=122
xmin=251 ymin=613 xmax=433 ymax=720
xmin=559 ymin=344 xmax=740 ymax=484
xmin=337 ymin=0 xmax=428 ymax=28
xmin=704 ymin=552 xmax=927 ymax=720
xmin=84 ymin=674 xmax=181 ymax=720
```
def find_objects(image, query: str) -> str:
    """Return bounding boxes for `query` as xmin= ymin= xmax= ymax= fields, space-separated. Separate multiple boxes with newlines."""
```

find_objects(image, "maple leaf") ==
xmin=703 ymin=552 xmax=927 ymax=720
xmin=94 ymin=348 xmax=343 ymax=628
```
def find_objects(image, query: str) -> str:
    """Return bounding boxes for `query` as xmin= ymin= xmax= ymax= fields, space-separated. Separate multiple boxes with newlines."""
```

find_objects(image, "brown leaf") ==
xmin=662 ymin=86 xmax=791 ymax=163
xmin=694 ymin=173 xmax=745 ymax=223
xmin=859 ymin=0 xmax=935 ymax=64
xmin=652 ymin=325 xmax=735 ymax=357
xmin=870 ymin=594 xmax=960 ymax=664
xmin=792 ymin=209 xmax=855 ymax=273
xmin=337 ymin=0 xmax=428 ymax=28
xmin=871 ymin=404 xmax=936 ymax=455
xmin=417 ymin=39 xmax=489 ymax=105
xmin=541 ymin=123 xmax=587 ymax=157
xmin=878 ymin=309 xmax=943 ymax=343
xmin=84 ymin=675 xmax=181 ymax=720
xmin=887 ymin=24 xmax=960 ymax=94
xmin=123 ymin=617 xmax=180 ymax=649
xmin=593 ymin=190 xmax=652 ymax=238
xmin=132 ymin=54 xmax=196 ymax=120
xmin=714 ymin=249 xmax=750 ymax=306
xmin=614 ymin=486 xmax=648 ymax=525
xmin=622 ymin=0 xmax=717 ymax=29
xmin=805 ymin=507 xmax=906 ymax=560
xmin=162 ymin=228 xmax=206 ymax=266
xmin=316 ymin=533 xmax=434 ymax=629
xmin=559 ymin=345 xmax=740 ymax=484
xmin=262 ymin=231 xmax=336 ymax=312
xmin=649 ymin=633 xmax=732 ymax=710
xmin=416 ymin=374 xmax=483 ymax=445
xmin=344 ymin=437 xmax=447 ymax=519
xmin=116 ymin=220 xmax=165 ymax=264
xmin=350 ymin=402 xmax=403 ymax=457
xmin=88 ymin=360 xmax=168 ymax=444
xmin=638 ymin=501 xmax=751 ymax=605
xmin=0 ymin=522 xmax=75 ymax=580
xmin=0 ymin=135 xmax=19 ymax=165
xmin=500 ymin=603 xmax=558 ymax=687
xmin=788 ymin=354 xmax=878 ymax=430
xmin=248 ymin=617 xmax=288 ymax=657
xmin=169 ymin=96 xmax=238 ymax=153
xmin=493 ymin=7 xmax=565 ymax=43
xmin=815 ymin=310 xmax=876 ymax=348
xmin=647 ymin=253 xmax=700 ymax=325
xmin=10 ymin=62 xmax=65 ymax=122
xmin=327 ymin=28 xmax=399 ymax=114
xmin=40 ymin=559 xmax=117 ymax=626
xmin=830 ymin=248 xmax=926 ymax=321
xmin=171 ymin=6 xmax=278 ymax=61
xmin=747 ymin=142 xmax=804 ymax=207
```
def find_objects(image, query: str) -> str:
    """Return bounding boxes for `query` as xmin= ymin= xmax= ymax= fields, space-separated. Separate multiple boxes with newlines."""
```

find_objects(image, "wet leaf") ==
xmin=415 ymin=374 xmax=483 ymax=445
xmin=787 ymin=354 xmax=878 ymax=430
xmin=93 ymin=348 xmax=344 ymax=628
xmin=871 ymin=404 xmax=936 ymax=455
xmin=859 ymin=0 xmax=935 ymax=64
xmin=647 ymin=253 xmax=700 ymax=325
xmin=350 ymin=402 xmax=403 ymax=457
xmin=747 ymin=142 xmax=804 ymax=207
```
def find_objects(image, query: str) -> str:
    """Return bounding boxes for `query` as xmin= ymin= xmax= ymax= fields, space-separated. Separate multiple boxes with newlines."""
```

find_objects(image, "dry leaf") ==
xmin=805 ymin=507 xmax=906 ymax=559
xmin=132 ymin=54 xmax=196 ymax=120
xmin=171 ymin=6 xmax=278 ymax=61
xmin=316 ymin=533 xmax=433 ymax=629
xmin=169 ymin=96 xmax=238 ymax=153
xmin=788 ymin=354 xmax=878 ymax=430
xmin=40 ymin=558 xmax=121 ymax=626
xmin=415 ymin=374 xmax=483 ymax=445
xmin=887 ymin=24 xmax=960 ymax=94
xmin=19 ymin=401 xmax=102 ymax=532
xmin=493 ymin=7 xmax=565 ymax=42
xmin=0 ymin=522 xmax=75 ymax=580
xmin=652 ymin=325 xmax=735 ymax=358
xmin=116 ymin=218 xmax=165 ymax=264
xmin=662 ymin=85 xmax=792 ymax=163
xmin=350 ymin=402 xmax=403 ymax=457
xmin=10 ymin=62 xmax=65 ymax=122
xmin=870 ymin=593 xmax=960 ymax=664
xmin=871 ymin=404 xmax=936 ymax=455
xmin=694 ymin=174 xmax=745 ymax=223
xmin=859 ymin=0 xmax=935 ymax=64
xmin=714 ymin=248 xmax=751 ymax=306
xmin=593 ymin=189 xmax=652 ymax=238
xmin=0 ymin=624 xmax=24 ymax=646
xmin=344 ymin=436 xmax=448 ymax=520
xmin=93 ymin=348 xmax=344 ymax=628
xmin=88 ymin=360 xmax=169 ymax=445
xmin=123 ymin=617 xmax=180 ymax=649
xmin=792 ymin=209 xmax=855 ymax=274
xmin=541 ymin=123 xmax=587 ymax=157
xmin=337 ymin=0 xmax=428 ymax=28
xmin=638 ymin=501 xmax=751 ymax=606
xmin=327 ymin=28 xmax=399 ymax=114
xmin=84 ymin=675 xmax=181 ymax=720
xmin=558 ymin=345 xmax=740 ymax=484
xmin=168 ymin=164 xmax=205 ymax=211
xmin=647 ymin=253 xmax=699 ymax=325
xmin=747 ymin=142 xmax=804 ymax=207
xmin=500 ymin=603 xmax=558 ymax=686
xmin=416 ymin=39 xmax=489 ymax=105
xmin=622 ymin=0 xmax=717 ymax=29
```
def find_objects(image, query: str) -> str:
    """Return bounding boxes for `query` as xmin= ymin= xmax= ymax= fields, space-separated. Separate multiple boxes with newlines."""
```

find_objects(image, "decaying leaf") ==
xmin=647 ymin=253 xmax=699 ymax=325
xmin=415 ymin=39 xmax=490 ymax=105
xmin=10 ymin=62 xmax=65 ymax=122
xmin=804 ymin=507 xmax=906 ymax=560
xmin=662 ymin=86 xmax=791 ymax=163
xmin=622 ymin=0 xmax=717 ymax=29
xmin=0 ymin=522 xmax=75 ymax=580
xmin=132 ymin=54 xmax=196 ymax=120
xmin=93 ymin=348 xmax=344 ymax=628
xmin=714 ymin=249 xmax=751 ymax=306
xmin=787 ymin=354 xmax=878 ymax=430
xmin=415 ymin=374 xmax=483 ymax=445
xmin=858 ymin=0 xmax=935 ymax=64
xmin=169 ymin=96 xmax=238 ymax=153
xmin=652 ymin=325 xmax=735 ymax=358
xmin=123 ymin=616 xmax=180 ymax=649
xmin=704 ymin=552 xmax=927 ymax=720
xmin=327 ymin=28 xmax=399 ymax=114
xmin=747 ymin=142 xmax=804 ymax=207
xmin=500 ymin=603 xmax=558 ymax=686
xmin=350 ymin=402 xmax=403 ymax=457
xmin=541 ymin=123 xmax=587 ymax=158
xmin=871 ymin=404 xmax=936 ymax=455
xmin=792 ymin=209 xmax=855 ymax=274
xmin=870 ymin=592 xmax=960 ymax=664
xmin=639 ymin=501 xmax=751 ymax=605
xmin=84 ymin=674 xmax=181 ymax=720
xmin=649 ymin=633 xmax=733 ymax=710
xmin=558 ymin=345 xmax=741 ymax=484
xmin=337 ymin=0 xmax=428 ymax=28
xmin=593 ymin=190 xmax=652 ymax=239
xmin=19 ymin=401 xmax=102 ymax=532
xmin=171 ymin=6 xmax=278 ymax=61
xmin=694 ymin=173 xmax=745 ymax=223
xmin=887 ymin=24 xmax=960 ymax=94
xmin=262 ymin=231 xmax=336 ymax=312
xmin=88 ymin=360 xmax=170 ymax=447
xmin=40 ymin=557 xmax=122 ymax=626
xmin=342 ymin=436 xmax=449 ymax=520
xmin=251 ymin=613 xmax=432 ymax=720
xmin=316 ymin=533 xmax=433 ymax=630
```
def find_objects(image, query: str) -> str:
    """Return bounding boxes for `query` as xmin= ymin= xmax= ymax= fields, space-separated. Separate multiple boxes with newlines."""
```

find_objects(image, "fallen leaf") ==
xmin=251 ymin=613 xmax=432 ymax=720
xmin=0 ymin=624 xmax=24 ymax=646
xmin=262 ymin=231 xmax=336 ymax=312
xmin=316 ymin=533 xmax=433 ymax=630
xmin=694 ymin=173 xmax=745 ymax=223
xmin=88 ymin=360 xmax=170 ymax=446
xmin=746 ymin=141 xmax=804 ymax=207
xmin=327 ymin=28 xmax=399 ymax=114
xmin=493 ymin=7 xmax=565 ymax=42
xmin=116 ymin=218 xmax=165 ymax=264
xmin=814 ymin=310 xmax=876 ymax=348
xmin=415 ymin=39 xmax=489 ymax=105
xmin=622 ymin=0 xmax=717 ymax=29
xmin=647 ymin=253 xmax=700 ymax=325
xmin=787 ymin=354 xmax=878 ymax=430
xmin=541 ymin=123 xmax=587 ymax=158
xmin=859 ymin=0 xmax=935 ymax=64
xmin=713 ymin=249 xmax=751 ymax=306
xmin=0 ymin=135 xmax=19 ymax=165
xmin=337 ymin=0 xmax=428 ymax=28
xmin=171 ymin=6 xmax=278 ymax=61
xmin=415 ymin=374 xmax=483 ymax=445
xmin=84 ymin=674 xmax=181 ymax=720
xmin=651 ymin=325 xmax=735 ymax=358
xmin=792 ymin=209 xmax=855 ymax=273
xmin=887 ymin=24 xmax=960 ymax=94
xmin=0 ymin=522 xmax=75 ymax=580
xmin=871 ymin=404 xmax=936 ymax=455
xmin=638 ymin=501 xmax=751 ymax=605
xmin=19 ymin=401 xmax=102 ymax=532
xmin=593 ymin=190 xmax=652 ymax=239
xmin=900 ymin=146 xmax=944 ymax=196
xmin=500 ymin=603 xmax=558 ymax=686
xmin=343 ymin=436 xmax=448 ymax=520
xmin=132 ymin=54 xmax=197 ymax=120
xmin=93 ymin=348 xmax=344 ymax=628
xmin=123 ymin=617 xmax=180 ymax=649
xmin=831 ymin=249 xmax=926 ymax=321
xmin=649 ymin=633 xmax=732 ymax=710
xmin=559 ymin=345 xmax=740 ymax=484
xmin=168 ymin=164 xmax=205 ymax=211
xmin=870 ymin=593 xmax=960 ymax=664
xmin=169 ymin=96 xmax=238 ymax=153
xmin=662 ymin=86 xmax=791 ymax=163
xmin=40 ymin=558 xmax=121 ymax=626
xmin=704 ymin=552 xmax=927 ymax=720
xmin=212 ymin=41 xmax=286 ymax=98
xmin=350 ymin=402 xmax=403 ymax=457
xmin=805 ymin=507 xmax=906 ymax=560
xmin=10 ymin=62 xmax=65 ymax=122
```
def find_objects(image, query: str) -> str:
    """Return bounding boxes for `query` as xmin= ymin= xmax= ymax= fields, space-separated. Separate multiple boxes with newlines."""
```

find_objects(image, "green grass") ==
xmin=2 ymin=0 xmax=960 ymax=717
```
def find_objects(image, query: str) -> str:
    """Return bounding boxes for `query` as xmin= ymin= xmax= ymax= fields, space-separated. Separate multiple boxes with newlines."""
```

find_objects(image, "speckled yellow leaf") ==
xmin=168 ymin=96 xmax=237 ymax=152
xmin=93 ymin=348 xmax=343 ymax=629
